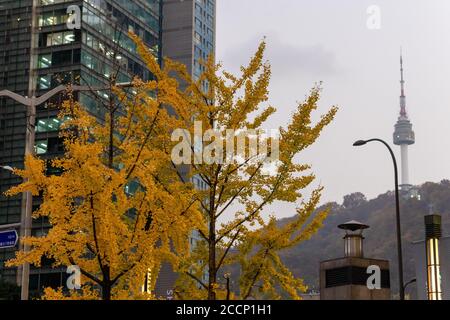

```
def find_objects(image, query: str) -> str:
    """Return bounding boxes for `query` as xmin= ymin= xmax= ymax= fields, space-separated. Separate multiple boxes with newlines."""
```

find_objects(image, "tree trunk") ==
xmin=208 ymin=214 xmax=216 ymax=300
xmin=102 ymin=266 xmax=112 ymax=300
xmin=102 ymin=282 xmax=112 ymax=301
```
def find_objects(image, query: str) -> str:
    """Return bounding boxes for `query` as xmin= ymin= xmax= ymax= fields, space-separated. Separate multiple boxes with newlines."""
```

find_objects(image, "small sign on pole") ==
xmin=0 ymin=230 xmax=19 ymax=249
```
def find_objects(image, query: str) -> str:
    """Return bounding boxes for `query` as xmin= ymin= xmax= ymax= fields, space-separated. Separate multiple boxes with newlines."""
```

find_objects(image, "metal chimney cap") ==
xmin=338 ymin=220 xmax=370 ymax=232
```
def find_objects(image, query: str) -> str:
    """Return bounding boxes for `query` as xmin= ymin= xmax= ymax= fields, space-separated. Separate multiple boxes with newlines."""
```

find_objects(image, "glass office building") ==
xmin=0 ymin=0 xmax=35 ymax=293
xmin=162 ymin=0 xmax=215 ymax=86
xmin=157 ymin=0 xmax=216 ymax=299
xmin=0 ymin=0 xmax=215 ymax=299
xmin=0 ymin=0 xmax=161 ymax=297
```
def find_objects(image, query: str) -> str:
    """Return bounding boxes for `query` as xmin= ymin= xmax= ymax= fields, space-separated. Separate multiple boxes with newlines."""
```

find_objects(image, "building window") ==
xmin=194 ymin=46 xmax=202 ymax=59
xmin=37 ymin=71 xmax=80 ymax=90
xmin=38 ymin=75 xmax=51 ymax=89
xmin=36 ymin=117 xmax=62 ymax=133
xmin=40 ymin=0 xmax=72 ymax=5
xmin=38 ymin=10 xmax=69 ymax=27
xmin=35 ymin=140 xmax=48 ymax=155
xmin=52 ymin=50 xmax=73 ymax=66
xmin=46 ymin=31 xmax=76 ymax=47
xmin=35 ymin=138 xmax=64 ymax=155
xmin=195 ymin=17 xmax=202 ymax=29
xmin=38 ymin=54 xmax=52 ymax=69
xmin=48 ymin=33 xmax=62 ymax=46
xmin=194 ymin=32 xmax=202 ymax=45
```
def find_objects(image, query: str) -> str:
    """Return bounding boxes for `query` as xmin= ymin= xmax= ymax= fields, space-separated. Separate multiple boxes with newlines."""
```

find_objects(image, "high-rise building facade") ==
xmin=0 ymin=0 xmax=35 ymax=292
xmin=152 ymin=0 xmax=216 ymax=299
xmin=0 ymin=0 xmax=161 ymax=297
xmin=162 ymin=0 xmax=215 ymax=87
xmin=0 ymin=0 xmax=216 ymax=299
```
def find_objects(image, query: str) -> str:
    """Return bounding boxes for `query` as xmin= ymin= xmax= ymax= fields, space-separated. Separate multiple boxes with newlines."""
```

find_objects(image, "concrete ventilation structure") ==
xmin=320 ymin=221 xmax=391 ymax=300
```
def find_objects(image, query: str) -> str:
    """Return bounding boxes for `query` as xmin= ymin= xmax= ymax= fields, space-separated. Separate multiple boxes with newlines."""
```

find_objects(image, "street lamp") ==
xmin=353 ymin=138 xmax=405 ymax=300
xmin=0 ymin=166 xmax=14 ymax=172
xmin=403 ymin=278 xmax=417 ymax=299
xmin=0 ymin=83 xmax=132 ymax=300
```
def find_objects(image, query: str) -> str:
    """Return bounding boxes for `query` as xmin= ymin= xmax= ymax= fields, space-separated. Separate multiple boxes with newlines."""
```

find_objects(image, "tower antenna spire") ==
xmin=400 ymin=48 xmax=407 ymax=118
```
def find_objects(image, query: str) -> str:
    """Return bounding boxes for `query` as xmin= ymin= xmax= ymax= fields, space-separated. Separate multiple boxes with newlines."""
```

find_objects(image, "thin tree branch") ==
xmin=90 ymin=191 xmax=106 ymax=278
xmin=68 ymin=256 xmax=102 ymax=285
xmin=215 ymin=160 xmax=265 ymax=219
xmin=216 ymin=227 xmax=242 ymax=271
xmin=125 ymin=108 xmax=161 ymax=180
xmin=217 ymin=173 xmax=283 ymax=244
xmin=242 ymin=249 xmax=270 ymax=300
xmin=186 ymin=272 xmax=208 ymax=290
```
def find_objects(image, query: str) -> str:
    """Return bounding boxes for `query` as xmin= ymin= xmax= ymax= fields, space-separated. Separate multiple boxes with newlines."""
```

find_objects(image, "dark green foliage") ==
xmin=0 ymin=279 xmax=20 ymax=300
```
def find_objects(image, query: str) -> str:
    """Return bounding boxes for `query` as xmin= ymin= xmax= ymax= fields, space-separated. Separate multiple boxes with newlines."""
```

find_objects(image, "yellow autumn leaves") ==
xmin=5 ymin=32 xmax=337 ymax=300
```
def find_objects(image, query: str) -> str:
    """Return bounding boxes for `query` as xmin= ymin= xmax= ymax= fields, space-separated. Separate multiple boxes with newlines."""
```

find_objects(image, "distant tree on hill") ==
xmin=343 ymin=192 xmax=367 ymax=209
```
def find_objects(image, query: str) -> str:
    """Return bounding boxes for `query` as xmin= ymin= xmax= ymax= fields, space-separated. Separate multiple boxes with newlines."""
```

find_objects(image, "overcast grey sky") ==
xmin=216 ymin=0 xmax=450 ymax=218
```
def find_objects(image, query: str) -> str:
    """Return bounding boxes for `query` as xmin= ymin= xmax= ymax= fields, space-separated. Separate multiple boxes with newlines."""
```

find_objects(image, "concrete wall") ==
xmin=162 ymin=0 xmax=194 ymax=74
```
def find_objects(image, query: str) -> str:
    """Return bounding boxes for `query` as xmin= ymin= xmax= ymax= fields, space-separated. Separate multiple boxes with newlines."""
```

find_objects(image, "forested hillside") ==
xmin=278 ymin=180 xmax=450 ymax=296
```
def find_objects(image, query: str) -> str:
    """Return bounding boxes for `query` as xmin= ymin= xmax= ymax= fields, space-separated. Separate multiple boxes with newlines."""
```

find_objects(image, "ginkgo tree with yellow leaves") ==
xmin=6 ymin=32 xmax=337 ymax=300
xmin=129 ymin=37 xmax=338 ymax=299
xmin=5 ymin=56 xmax=204 ymax=300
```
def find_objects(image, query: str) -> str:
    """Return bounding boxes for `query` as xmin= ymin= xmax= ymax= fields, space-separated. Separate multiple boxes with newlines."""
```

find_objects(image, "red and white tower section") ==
xmin=393 ymin=54 xmax=415 ymax=190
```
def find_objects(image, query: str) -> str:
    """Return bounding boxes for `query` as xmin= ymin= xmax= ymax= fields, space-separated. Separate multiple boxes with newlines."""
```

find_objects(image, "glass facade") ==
xmin=193 ymin=0 xmax=215 ymax=84
xmin=1 ymin=0 xmax=215 ymax=299
xmin=0 ymin=0 xmax=162 ymax=297
xmin=157 ymin=0 xmax=216 ymax=299
xmin=0 ymin=0 xmax=34 ymax=287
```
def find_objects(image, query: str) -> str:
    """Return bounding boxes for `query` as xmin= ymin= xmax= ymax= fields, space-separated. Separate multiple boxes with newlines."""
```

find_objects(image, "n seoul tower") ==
xmin=393 ymin=53 xmax=415 ymax=190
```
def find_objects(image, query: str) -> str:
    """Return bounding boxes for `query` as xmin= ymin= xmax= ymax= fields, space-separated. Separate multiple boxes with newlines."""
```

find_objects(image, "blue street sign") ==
xmin=0 ymin=230 xmax=18 ymax=249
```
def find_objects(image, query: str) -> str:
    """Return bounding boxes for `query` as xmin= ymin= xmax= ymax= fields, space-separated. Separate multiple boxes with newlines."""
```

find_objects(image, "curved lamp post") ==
xmin=403 ymin=278 xmax=417 ymax=299
xmin=1 ymin=85 xmax=91 ymax=300
xmin=0 ymin=166 xmax=14 ymax=172
xmin=353 ymin=138 xmax=405 ymax=301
